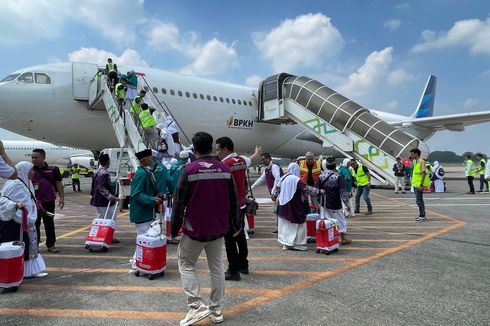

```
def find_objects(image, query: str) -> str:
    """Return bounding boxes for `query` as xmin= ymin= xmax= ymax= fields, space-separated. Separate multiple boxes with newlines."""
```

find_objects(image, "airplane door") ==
xmin=72 ymin=62 xmax=98 ymax=100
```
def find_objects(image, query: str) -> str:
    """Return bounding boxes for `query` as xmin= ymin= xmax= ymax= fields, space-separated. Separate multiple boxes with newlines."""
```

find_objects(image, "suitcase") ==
xmin=315 ymin=218 xmax=340 ymax=254
xmin=134 ymin=205 xmax=167 ymax=280
xmin=85 ymin=202 xmax=117 ymax=252
xmin=0 ymin=208 xmax=27 ymax=292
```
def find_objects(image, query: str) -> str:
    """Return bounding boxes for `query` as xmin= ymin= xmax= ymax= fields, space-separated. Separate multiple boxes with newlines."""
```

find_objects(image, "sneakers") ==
xmin=47 ymin=246 xmax=59 ymax=253
xmin=224 ymin=269 xmax=241 ymax=281
xmin=402 ymin=191 xmax=406 ymax=194
xmin=364 ymin=211 xmax=373 ymax=215
xmin=33 ymin=272 xmax=48 ymax=278
xmin=239 ymin=268 xmax=249 ymax=275
xmin=210 ymin=309 xmax=224 ymax=324
xmin=354 ymin=209 xmax=360 ymax=214
xmin=414 ymin=216 xmax=426 ymax=222
xmin=180 ymin=303 xmax=210 ymax=326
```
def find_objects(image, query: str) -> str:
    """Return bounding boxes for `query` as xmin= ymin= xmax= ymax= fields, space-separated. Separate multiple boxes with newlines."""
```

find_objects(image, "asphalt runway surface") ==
xmin=1 ymin=177 xmax=489 ymax=325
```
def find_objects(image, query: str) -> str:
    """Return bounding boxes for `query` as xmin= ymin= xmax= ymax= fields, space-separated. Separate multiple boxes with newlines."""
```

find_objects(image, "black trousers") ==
xmin=72 ymin=178 xmax=80 ymax=191
xmin=224 ymin=208 xmax=248 ymax=272
xmin=467 ymin=176 xmax=475 ymax=193
xmin=36 ymin=201 xmax=56 ymax=247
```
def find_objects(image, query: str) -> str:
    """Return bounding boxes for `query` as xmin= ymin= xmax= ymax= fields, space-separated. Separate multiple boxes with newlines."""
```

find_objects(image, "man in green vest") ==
xmin=105 ymin=58 xmax=118 ymax=92
xmin=70 ymin=163 xmax=81 ymax=192
xmin=410 ymin=148 xmax=429 ymax=222
xmin=464 ymin=154 xmax=476 ymax=194
xmin=139 ymin=103 xmax=158 ymax=148
xmin=114 ymin=78 xmax=127 ymax=114
xmin=130 ymin=89 xmax=147 ymax=127
xmin=351 ymin=159 xmax=373 ymax=215
xmin=476 ymin=153 xmax=489 ymax=192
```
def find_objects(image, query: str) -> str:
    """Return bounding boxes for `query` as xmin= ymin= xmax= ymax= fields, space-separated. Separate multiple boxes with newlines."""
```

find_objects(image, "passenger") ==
xmin=351 ymin=159 xmax=373 ymax=215
xmin=31 ymin=149 xmax=64 ymax=253
xmin=298 ymin=151 xmax=321 ymax=206
xmin=410 ymin=148 xmax=428 ymax=222
xmin=0 ymin=140 xmax=17 ymax=179
xmin=105 ymin=58 xmax=118 ymax=92
xmin=316 ymin=157 xmax=351 ymax=244
xmin=464 ymin=154 xmax=476 ymax=194
xmin=114 ymin=78 xmax=127 ymax=115
xmin=169 ymin=151 xmax=189 ymax=193
xmin=165 ymin=116 xmax=182 ymax=154
xmin=0 ymin=161 xmax=48 ymax=279
xmin=150 ymin=153 xmax=173 ymax=200
xmin=338 ymin=158 xmax=355 ymax=217
xmin=485 ymin=157 xmax=490 ymax=184
xmin=69 ymin=163 xmax=81 ymax=192
xmin=155 ymin=125 xmax=176 ymax=162
xmin=171 ymin=132 xmax=240 ymax=326
xmin=89 ymin=154 xmax=119 ymax=244
xmin=274 ymin=162 xmax=321 ymax=251
xmin=393 ymin=156 xmax=407 ymax=194
xmin=215 ymin=136 xmax=262 ymax=281
xmin=125 ymin=70 xmax=138 ymax=101
xmin=139 ymin=103 xmax=158 ymax=149
xmin=475 ymin=153 xmax=489 ymax=192
xmin=432 ymin=161 xmax=445 ymax=193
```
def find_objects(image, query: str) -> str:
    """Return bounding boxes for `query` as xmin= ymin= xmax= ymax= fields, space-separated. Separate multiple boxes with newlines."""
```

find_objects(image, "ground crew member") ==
xmin=476 ymin=153 xmax=489 ymax=192
xmin=411 ymin=148 xmax=429 ymax=222
xmin=351 ymin=159 xmax=373 ymax=215
xmin=299 ymin=151 xmax=321 ymax=207
xmin=114 ymin=79 xmax=127 ymax=115
xmin=215 ymin=137 xmax=262 ymax=281
xmin=464 ymin=154 xmax=476 ymax=194
xmin=139 ymin=103 xmax=158 ymax=148
xmin=70 ymin=164 xmax=81 ymax=192
xmin=171 ymin=132 xmax=240 ymax=325
xmin=129 ymin=90 xmax=147 ymax=118
xmin=393 ymin=156 xmax=407 ymax=194
xmin=105 ymin=58 xmax=118 ymax=92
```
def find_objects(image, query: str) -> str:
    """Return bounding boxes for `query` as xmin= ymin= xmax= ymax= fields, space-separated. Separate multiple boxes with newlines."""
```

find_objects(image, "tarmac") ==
xmin=1 ymin=176 xmax=489 ymax=325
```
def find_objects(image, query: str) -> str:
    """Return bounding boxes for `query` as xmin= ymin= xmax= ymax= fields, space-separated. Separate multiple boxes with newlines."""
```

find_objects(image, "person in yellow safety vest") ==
xmin=129 ymin=89 xmax=147 ymax=115
xmin=114 ymin=79 xmax=127 ymax=114
xmin=410 ymin=148 xmax=429 ymax=222
xmin=70 ymin=164 xmax=81 ymax=192
xmin=351 ymin=159 xmax=373 ymax=215
xmin=464 ymin=154 xmax=476 ymax=194
xmin=475 ymin=153 xmax=489 ymax=192
xmin=424 ymin=160 xmax=433 ymax=192
xmin=105 ymin=58 xmax=118 ymax=92
xmin=139 ymin=103 xmax=159 ymax=148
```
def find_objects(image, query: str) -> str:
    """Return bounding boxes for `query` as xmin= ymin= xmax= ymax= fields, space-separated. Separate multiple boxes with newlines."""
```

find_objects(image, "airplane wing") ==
xmin=392 ymin=110 xmax=490 ymax=131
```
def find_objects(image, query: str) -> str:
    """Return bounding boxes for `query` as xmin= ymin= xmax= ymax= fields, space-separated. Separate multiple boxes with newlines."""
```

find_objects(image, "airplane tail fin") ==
xmin=412 ymin=75 xmax=437 ymax=119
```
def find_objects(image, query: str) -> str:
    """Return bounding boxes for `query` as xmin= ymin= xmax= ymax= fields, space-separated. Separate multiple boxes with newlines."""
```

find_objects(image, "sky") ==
xmin=0 ymin=0 xmax=489 ymax=155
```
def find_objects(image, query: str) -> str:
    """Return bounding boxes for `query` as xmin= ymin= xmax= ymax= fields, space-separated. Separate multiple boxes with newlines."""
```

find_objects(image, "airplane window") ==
xmin=205 ymin=95 xmax=210 ymax=101
xmin=34 ymin=73 xmax=51 ymax=84
xmin=162 ymin=88 xmax=167 ymax=94
xmin=178 ymin=91 xmax=183 ymax=97
xmin=200 ymin=94 xmax=204 ymax=100
xmin=226 ymin=98 xmax=230 ymax=103
xmin=1 ymin=73 xmax=20 ymax=82
xmin=170 ymin=89 xmax=175 ymax=96
xmin=219 ymin=97 xmax=224 ymax=102
xmin=153 ymin=87 xmax=158 ymax=93
xmin=213 ymin=96 xmax=218 ymax=101
xmin=232 ymin=99 xmax=236 ymax=104
xmin=144 ymin=86 xmax=149 ymax=92
xmin=185 ymin=92 xmax=190 ymax=98
xmin=237 ymin=100 xmax=242 ymax=105
xmin=193 ymin=93 xmax=198 ymax=99
xmin=249 ymin=101 xmax=253 ymax=106
xmin=18 ymin=72 xmax=33 ymax=83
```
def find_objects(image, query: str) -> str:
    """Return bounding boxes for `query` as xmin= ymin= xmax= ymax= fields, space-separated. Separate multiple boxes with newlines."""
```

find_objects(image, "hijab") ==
xmin=277 ymin=163 xmax=301 ymax=206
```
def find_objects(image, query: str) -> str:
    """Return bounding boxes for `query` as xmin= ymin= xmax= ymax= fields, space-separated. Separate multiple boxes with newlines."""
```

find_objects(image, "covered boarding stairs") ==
xmin=257 ymin=73 xmax=429 ymax=185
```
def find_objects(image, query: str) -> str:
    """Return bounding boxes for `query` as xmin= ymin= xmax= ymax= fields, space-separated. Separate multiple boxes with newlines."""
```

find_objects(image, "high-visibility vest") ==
xmin=479 ymin=159 xmax=486 ymax=175
xmin=114 ymin=83 xmax=125 ymax=99
xmin=412 ymin=160 xmax=430 ymax=187
xmin=139 ymin=110 xmax=156 ymax=129
xmin=356 ymin=165 xmax=369 ymax=187
xmin=466 ymin=159 xmax=476 ymax=177
xmin=70 ymin=168 xmax=80 ymax=179
xmin=130 ymin=96 xmax=142 ymax=114
xmin=107 ymin=62 xmax=116 ymax=72
xmin=299 ymin=159 xmax=321 ymax=185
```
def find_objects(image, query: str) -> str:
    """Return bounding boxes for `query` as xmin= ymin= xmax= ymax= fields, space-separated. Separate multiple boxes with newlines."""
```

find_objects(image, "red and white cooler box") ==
xmin=134 ymin=234 xmax=167 ymax=275
xmin=0 ymin=241 xmax=25 ymax=289
xmin=306 ymin=212 xmax=320 ymax=239
xmin=85 ymin=203 xmax=117 ymax=250
xmin=316 ymin=218 xmax=340 ymax=253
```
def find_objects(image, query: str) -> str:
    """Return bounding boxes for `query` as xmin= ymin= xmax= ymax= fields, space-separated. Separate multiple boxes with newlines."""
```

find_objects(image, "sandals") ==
xmin=341 ymin=237 xmax=352 ymax=245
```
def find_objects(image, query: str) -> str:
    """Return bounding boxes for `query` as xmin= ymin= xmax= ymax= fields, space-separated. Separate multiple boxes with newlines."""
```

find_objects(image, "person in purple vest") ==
xmin=31 ymin=148 xmax=64 ymax=253
xmin=171 ymin=131 xmax=241 ymax=326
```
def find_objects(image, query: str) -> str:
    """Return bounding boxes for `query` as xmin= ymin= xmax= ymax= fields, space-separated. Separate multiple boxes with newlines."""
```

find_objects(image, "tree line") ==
xmin=427 ymin=151 xmax=487 ymax=163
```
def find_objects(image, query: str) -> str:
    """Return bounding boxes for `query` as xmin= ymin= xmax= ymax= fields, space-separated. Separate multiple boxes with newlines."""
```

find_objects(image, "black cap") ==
xmin=99 ymin=153 xmax=110 ymax=164
xmin=135 ymin=149 xmax=152 ymax=160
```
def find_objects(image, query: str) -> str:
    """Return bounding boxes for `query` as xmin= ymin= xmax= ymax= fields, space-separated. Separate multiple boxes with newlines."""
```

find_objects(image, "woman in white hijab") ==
xmin=273 ymin=163 xmax=322 ymax=251
xmin=432 ymin=161 xmax=445 ymax=193
xmin=0 ymin=161 xmax=47 ymax=278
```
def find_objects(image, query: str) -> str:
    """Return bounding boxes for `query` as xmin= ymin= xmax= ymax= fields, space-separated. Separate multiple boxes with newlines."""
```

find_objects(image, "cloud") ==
xmin=388 ymin=68 xmax=413 ymax=85
xmin=147 ymin=21 xmax=199 ymax=55
xmin=253 ymin=13 xmax=344 ymax=72
xmin=337 ymin=47 xmax=394 ymax=97
xmin=383 ymin=19 xmax=402 ymax=31
xmin=463 ymin=98 xmax=480 ymax=110
xmin=411 ymin=17 xmax=490 ymax=55
xmin=68 ymin=47 xmax=148 ymax=67
xmin=0 ymin=0 xmax=144 ymax=45
xmin=245 ymin=75 xmax=263 ymax=87
xmin=385 ymin=100 xmax=399 ymax=111
xmin=395 ymin=3 xmax=410 ymax=11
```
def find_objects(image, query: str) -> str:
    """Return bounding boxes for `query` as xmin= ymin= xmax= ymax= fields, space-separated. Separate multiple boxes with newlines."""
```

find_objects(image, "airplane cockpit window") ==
xmin=1 ymin=73 xmax=20 ymax=82
xmin=34 ymin=73 xmax=51 ymax=84
xmin=18 ymin=72 xmax=33 ymax=83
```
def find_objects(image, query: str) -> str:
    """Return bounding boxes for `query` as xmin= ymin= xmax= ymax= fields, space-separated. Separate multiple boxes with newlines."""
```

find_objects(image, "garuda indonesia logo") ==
xmin=227 ymin=116 xmax=254 ymax=129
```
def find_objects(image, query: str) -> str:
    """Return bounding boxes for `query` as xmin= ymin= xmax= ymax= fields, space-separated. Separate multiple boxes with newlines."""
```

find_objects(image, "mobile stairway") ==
xmin=258 ymin=73 xmax=429 ymax=185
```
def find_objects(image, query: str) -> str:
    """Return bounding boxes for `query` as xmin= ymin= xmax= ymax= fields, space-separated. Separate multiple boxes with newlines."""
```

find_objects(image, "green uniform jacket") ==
xmin=151 ymin=162 xmax=173 ymax=195
xmin=169 ymin=159 xmax=186 ymax=193
xmin=129 ymin=166 xmax=158 ymax=224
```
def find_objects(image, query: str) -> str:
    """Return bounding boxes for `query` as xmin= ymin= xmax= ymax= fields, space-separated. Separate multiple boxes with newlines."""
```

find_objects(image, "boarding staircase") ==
xmin=258 ymin=73 xmax=430 ymax=185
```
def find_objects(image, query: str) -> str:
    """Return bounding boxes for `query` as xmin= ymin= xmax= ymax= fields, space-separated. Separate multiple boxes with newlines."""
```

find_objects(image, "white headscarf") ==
xmin=277 ymin=163 xmax=301 ymax=206
xmin=433 ymin=161 xmax=440 ymax=168
xmin=342 ymin=158 xmax=350 ymax=167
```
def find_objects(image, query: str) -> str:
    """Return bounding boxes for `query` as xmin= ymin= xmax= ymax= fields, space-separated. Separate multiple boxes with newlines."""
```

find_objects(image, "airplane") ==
xmin=1 ymin=63 xmax=490 ymax=160
xmin=1 ymin=140 xmax=93 ymax=165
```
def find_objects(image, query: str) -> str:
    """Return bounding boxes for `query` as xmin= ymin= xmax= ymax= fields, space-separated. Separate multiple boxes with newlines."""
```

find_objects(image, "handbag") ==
xmin=245 ymin=169 xmax=259 ymax=215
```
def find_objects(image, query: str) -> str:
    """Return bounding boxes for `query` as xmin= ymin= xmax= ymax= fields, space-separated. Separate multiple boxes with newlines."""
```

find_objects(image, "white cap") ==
xmin=179 ymin=150 xmax=190 ymax=159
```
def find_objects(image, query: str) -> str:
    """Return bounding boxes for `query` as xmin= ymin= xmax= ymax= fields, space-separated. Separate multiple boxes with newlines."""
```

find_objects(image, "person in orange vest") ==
xmin=298 ymin=151 xmax=321 ymax=207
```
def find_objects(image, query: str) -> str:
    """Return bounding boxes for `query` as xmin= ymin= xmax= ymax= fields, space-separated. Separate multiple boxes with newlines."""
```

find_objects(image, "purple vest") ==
xmin=278 ymin=181 xmax=308 ymax=224
xmin=265 ymin=163 xmax=284 ymax=193
xmin=32 ymin=164 xmax=59 ymax=203
xmin=184 ymin=158 xmax=232 ymax=239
